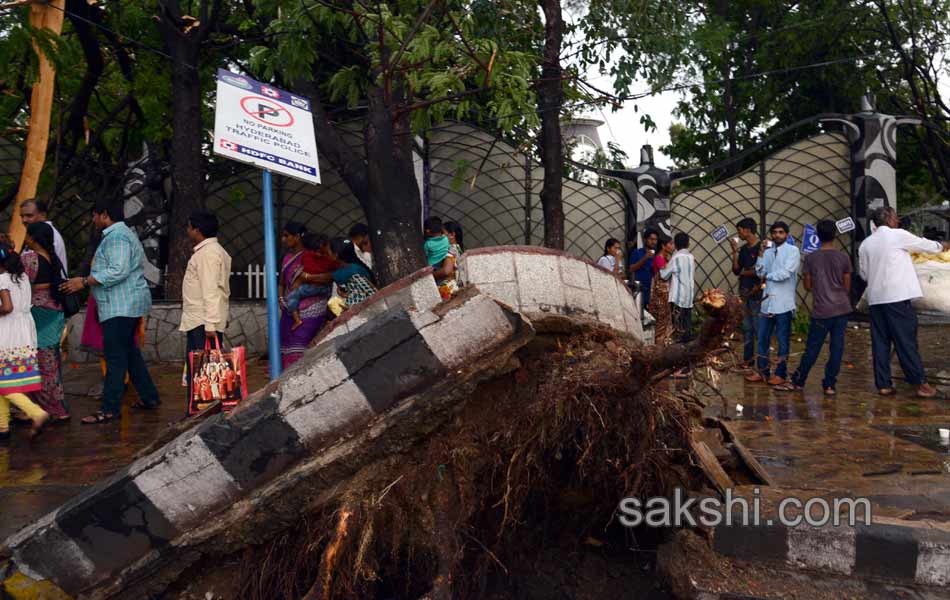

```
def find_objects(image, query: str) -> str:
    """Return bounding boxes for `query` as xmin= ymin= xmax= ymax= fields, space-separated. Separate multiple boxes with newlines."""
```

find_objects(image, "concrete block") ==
xmin=282 ymin=380 xmax=375 ymax=448
xmin=414 ymin=295 xmax=520 ymax=368
xmin=559 ymin=256 xmax=591 ymax=290
xmin=562 ymin=284 xmax=595 ymax=316
xmin=461 ymin=252 xmax=515 ymax=285
xmin=588 ymin=265 xmax=626 ymax=331
xmin=197 ymin=396 xmax=304 ymax=488
xmin=132 ymin=434 xmax=240 ymax=529
xmin=514 ymin=253 xmax=564 ymax=312
xmin=616 ymin=278 xmax=639 ymax=316
xmin=55 ymin=477 xmax=177 ymax=577
xmin=278 ymin=346 xmax=352 ymax=409
xmin=7 ymin=513 xmax=97 ymax=594
xmin=623 ymin=308 xmax=644 ymax=339
xmin=916 ymin=536 xmax=950 ymax=586
xmin=787 ymin=524 xmax=855 ymax=575
xmin=408 ymin=276 xmax=442 ymax=312
xmin=471 ymin=281 xmax=519 ymax=309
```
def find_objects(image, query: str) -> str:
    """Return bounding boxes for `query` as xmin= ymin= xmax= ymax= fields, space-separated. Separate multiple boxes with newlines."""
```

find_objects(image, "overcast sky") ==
xmin=580 ymin=81 xmax=682 ymax=170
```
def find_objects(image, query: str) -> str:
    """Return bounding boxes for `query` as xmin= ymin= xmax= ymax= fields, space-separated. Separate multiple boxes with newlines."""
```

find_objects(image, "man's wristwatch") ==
xmin=82 ymin=277 xmax=88 ymax=288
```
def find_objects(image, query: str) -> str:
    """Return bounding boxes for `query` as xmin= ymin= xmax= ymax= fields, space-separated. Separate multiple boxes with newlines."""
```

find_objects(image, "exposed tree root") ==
xmin=225 ymin=291 xmax=741 ymax=600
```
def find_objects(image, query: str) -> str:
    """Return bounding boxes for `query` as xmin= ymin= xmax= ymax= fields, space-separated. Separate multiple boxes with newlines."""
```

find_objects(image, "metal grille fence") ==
xmin=0 ymin=122 xmax=626 ymax=298
xmin=672 ymin=133 xmax=852 ymax=306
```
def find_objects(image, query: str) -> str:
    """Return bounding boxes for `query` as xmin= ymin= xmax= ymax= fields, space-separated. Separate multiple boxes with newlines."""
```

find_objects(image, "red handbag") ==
xmin=187 ymin=337 xmax=248 ymax=415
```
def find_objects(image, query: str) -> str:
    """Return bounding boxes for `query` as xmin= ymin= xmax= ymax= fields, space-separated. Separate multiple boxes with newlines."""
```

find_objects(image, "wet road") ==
xmin=0 ymin=359 xmax=270 ymax=540
xmin=706 ymin=323 xmax=950 ymax=520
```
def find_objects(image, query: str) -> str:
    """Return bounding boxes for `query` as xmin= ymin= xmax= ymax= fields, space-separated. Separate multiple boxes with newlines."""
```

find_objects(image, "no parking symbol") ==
xmin=240 ymin=95 xmax=295 ymax=127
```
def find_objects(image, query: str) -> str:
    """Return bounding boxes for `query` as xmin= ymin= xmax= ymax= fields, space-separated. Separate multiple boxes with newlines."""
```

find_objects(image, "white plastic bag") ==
xmin=856 ymin=260 xmax=950 ymax=316
xmin=912 ymin=261 xmax=950 ymax=315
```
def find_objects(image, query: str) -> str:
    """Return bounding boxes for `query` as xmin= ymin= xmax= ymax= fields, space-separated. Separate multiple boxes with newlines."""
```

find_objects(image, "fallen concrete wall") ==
xmin=2 ymin=251 xmax=647 ymax=598
xmin=457 ymin=246 xmax=643 ymax=339
xmin=3 ymin=287 xmax=531 ymax=597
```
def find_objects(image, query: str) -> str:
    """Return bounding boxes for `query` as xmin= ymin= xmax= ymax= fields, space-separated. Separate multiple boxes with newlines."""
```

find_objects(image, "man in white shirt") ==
xmin=858 ymin=206 xmax=950 ymax=398
xmin=20 ymin=198 xmax=67 ymax=274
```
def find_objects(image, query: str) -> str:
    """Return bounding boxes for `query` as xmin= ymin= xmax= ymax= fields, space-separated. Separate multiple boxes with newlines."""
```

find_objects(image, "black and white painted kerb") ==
xmin=2 ymin=287 xmax=530 ymax=595
xmin=714 ymin=516 xmax=950 ymax=587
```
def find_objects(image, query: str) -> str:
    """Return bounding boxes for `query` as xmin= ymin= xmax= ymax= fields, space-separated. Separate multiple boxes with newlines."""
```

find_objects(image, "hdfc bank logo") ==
xmin=261 ymin=85 xmax=280 ymax=98
xmin=220 ymin=139 xmax=239 ymax=151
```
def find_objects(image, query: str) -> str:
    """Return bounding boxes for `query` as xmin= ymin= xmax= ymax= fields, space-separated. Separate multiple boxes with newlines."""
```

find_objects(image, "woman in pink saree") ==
xmin=278 ymin=222 xmax=334 ymax=368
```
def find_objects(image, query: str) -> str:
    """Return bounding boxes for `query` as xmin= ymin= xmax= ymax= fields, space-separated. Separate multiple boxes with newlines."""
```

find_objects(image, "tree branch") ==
xmin=388 ymin=0 xmax=440 ymax=73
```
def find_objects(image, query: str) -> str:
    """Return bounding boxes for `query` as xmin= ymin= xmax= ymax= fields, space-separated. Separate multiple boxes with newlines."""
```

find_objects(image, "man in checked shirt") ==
xmin=61 ymin=199 xmax=160 ymax=424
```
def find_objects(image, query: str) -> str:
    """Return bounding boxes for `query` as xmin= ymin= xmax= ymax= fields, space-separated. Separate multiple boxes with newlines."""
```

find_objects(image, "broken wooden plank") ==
xmin=690 ymin=436 xmax=734 ymax=496
xmin=716 ymin=419 xmax=775 ymax=487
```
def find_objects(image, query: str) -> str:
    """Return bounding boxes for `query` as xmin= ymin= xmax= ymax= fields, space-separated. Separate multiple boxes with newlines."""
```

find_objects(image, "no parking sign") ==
xmin=212 ymin=69 xmax=321 ymax=184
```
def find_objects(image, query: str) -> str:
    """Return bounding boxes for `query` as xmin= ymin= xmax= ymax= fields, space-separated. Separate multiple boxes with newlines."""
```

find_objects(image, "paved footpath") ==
xmin=0 ymin=359 xmax=270 ymax=541
xmin=700 ymin=323 xmax=950 ymax=590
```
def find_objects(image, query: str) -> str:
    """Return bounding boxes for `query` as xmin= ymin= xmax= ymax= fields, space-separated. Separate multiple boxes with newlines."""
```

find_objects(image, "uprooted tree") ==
xmin=251 ymin=292 xmax=740 ymax=600
xmin=137 ymin=289 xmax=739 ymax=600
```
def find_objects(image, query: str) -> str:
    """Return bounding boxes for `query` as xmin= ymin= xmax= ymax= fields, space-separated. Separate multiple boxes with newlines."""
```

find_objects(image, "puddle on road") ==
xmin=872 ymin=424 xmax=950 ymax=454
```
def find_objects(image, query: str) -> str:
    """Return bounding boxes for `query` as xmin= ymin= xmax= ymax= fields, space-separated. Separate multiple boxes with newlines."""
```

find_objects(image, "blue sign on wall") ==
xmin=801 ymin=224 xmax=820 ymax=254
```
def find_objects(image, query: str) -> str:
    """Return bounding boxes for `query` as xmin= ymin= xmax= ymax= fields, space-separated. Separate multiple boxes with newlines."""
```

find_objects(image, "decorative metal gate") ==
xmin=671 ymin=132 xmax=852 ymax=305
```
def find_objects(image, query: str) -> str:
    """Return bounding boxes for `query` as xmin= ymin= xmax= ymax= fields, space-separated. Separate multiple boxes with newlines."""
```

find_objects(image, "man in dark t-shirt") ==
xmin=628 ymin=228 xmax=659 ymax=308
xmin=730 ymin=217 xmax=762 ymax=368
xmin=779 ymin=220 xmax=852 ymax=395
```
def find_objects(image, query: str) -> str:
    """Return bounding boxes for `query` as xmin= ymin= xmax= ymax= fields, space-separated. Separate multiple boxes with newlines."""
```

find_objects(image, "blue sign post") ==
xmin=214 ymin=70 xmax=322 ymax=381
xmin=262 ymin=170 xmax=282 ymax=380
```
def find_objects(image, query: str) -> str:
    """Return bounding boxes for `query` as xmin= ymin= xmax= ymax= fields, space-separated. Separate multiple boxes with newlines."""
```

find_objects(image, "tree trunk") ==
xmin=8 ymin=0 xmax=65 ymax=249
xmin=363 ymin=87 xmax=427 ymax=285
xmin=163 ymin=40 xmax=204 ymax=299
xmin=538 ymin=0 xmax=565 ymax=250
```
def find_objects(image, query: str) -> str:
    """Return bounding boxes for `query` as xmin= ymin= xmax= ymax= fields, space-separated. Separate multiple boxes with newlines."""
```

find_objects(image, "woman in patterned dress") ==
xmin=0 ymin=245 xmax=49 ymax=440
xmin=647 ymin=236 xmax=675 ymax=346
xmin=21 ymin=222 xmax=69 ymax=421
xmin=330 ymin=238 xmax=377 ymax=310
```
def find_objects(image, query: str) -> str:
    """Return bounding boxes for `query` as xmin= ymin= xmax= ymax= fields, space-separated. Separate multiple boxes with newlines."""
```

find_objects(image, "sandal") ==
xmin=824 ymin=387 xmax=837 ymax=396
xmin=773 ymin=382 xmax=800 ymax=392
xmin=81 ymin=412 xmax=116 ymax=425
xmin=879 ymin=388 xmax=896 ymax=397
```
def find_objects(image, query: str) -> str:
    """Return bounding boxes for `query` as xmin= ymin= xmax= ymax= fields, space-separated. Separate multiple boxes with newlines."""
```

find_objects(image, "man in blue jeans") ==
xmin=746 ymin=221 xmax=800 ymax=386
xmin=729 ymin=217 xmax=762 ymax=370
xmin=61 ymin=199 xmax=160 ymax=423
xmin=777 ymin=220 xmax=852 ymax=395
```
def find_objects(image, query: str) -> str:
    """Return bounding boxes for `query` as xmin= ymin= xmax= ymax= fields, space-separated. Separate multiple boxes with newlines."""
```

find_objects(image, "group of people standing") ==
xmin=0 ymin=199 xmax=158 ymax=438
xmin=733 ymin=208 xmax=949 ymax=397
xmin=620 ymin=206 xmax=950 ymax=397
xmin=2 ymin=197 xmax=469 ymax=438
xmin=622 ymin=231 xmax=697 ymax=353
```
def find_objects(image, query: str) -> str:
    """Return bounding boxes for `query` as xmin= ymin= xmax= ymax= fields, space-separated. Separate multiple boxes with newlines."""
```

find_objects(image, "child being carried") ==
xmin=288 ymin=233 xmax=341 ymax=330
xmin=423 ymin=216 xmax=458 ymax=299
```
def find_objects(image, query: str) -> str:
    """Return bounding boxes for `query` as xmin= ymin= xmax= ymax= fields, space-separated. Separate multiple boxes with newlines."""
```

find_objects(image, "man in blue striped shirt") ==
xmin=747 ymin=221 xmax=801 ymax=386
xmin=61 ymin=199 xmax=160 ymax=423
